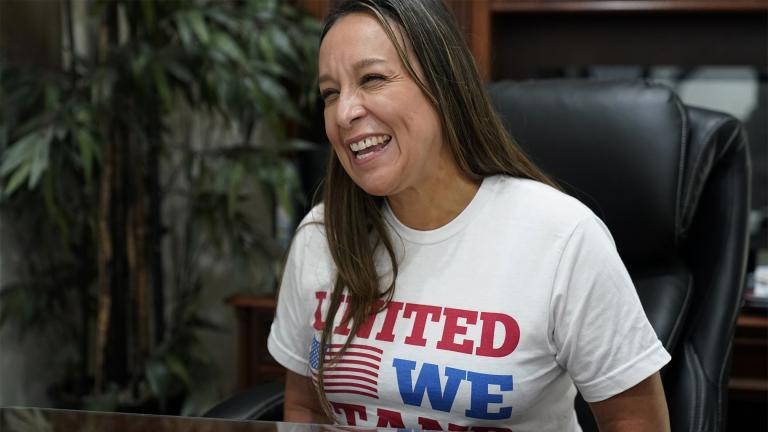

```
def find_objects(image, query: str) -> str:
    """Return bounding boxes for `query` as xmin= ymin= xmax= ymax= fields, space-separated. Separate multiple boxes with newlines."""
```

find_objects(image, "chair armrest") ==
xmin=203 ymin=381 xmax=285 ymax=421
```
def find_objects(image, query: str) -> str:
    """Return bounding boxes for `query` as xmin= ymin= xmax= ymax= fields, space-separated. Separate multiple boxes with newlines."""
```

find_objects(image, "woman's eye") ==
xmin=320 ymin=89 xmax=338 ymax=103
xmin=361 ymin=74 xmax=385 ymax=84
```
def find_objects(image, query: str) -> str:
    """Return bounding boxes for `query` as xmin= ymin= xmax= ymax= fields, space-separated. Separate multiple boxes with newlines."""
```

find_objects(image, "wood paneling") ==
xmin=490 ymin=11 xmax=767 ymax=80
xmin=490 ymin=0 xmax=768 ymax=12
xmin=469 ymin=0 xmax=768 ymax=80
xmin=296 ymin=0 xmax=331 ymax=20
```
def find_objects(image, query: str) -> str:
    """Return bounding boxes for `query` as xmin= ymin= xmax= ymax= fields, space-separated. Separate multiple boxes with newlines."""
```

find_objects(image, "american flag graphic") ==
xmin=310 ymin=337 xmax=383 ymax=399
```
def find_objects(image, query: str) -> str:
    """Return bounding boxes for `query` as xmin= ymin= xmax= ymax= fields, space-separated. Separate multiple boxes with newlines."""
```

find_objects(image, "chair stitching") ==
xmin=685 ymin=343 xmax=706 ymax=432
xmin=712 ymin=157 xmax=746 ymax=430
xmin=683 ymin=345 xmax=697 ymax=432
xmin=699 ymin=157 xmax=742 ymax=384
xmin=714 ymin=122 xmax=740 ymax=161
xmin=666 ymin=272 xmax=694 ymax=348
xmin=681 ymin=116 xmax=733 ymax=232
xmin=673 ymin=98 xmax=688 ymax=242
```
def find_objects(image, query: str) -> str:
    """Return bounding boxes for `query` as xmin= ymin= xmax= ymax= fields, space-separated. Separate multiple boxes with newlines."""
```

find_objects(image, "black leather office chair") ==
xmin=205 ymin=79 xmax=752 ymax=432
xmin=487 ymin=79 xmax=751 ymax=432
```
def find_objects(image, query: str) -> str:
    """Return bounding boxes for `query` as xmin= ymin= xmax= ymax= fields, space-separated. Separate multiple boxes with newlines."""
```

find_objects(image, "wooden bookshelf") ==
xmin=468 ymin=0 xmax=768 ymax=80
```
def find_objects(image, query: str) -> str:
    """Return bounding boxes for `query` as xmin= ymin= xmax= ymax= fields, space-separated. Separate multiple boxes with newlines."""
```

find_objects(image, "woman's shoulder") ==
xmin=292 ymin=203 xmax=327 ymax=245
xmin=297 ymin=202 xmax=325 ymax=227
xmin=485 ymin=174 xmax=617 ymax=254
xmin=488 ymin=175 xmax=595 ymax=224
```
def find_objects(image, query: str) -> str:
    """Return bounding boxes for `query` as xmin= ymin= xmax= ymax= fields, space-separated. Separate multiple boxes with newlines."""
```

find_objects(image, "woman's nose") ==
xmin=336 ymin=92 xmax=366 ymax=128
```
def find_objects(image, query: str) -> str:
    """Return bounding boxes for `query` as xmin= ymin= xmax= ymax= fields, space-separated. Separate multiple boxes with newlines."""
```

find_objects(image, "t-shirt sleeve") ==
xmin=267 ymin=226 xmax=317 ymax=377
xmin=549 ymin=215 xmax=671 ymax=403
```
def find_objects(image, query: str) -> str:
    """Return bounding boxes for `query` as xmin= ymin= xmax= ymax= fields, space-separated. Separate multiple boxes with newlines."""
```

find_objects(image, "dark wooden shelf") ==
xmin=727 ymin=311 xmax=768 ymax=430
xmin=227 ymin=294 xmax=284 ymax=388
xmin=227 ymin=294 xmax=277 ymax=309
xmin=489 ymin=0 xmax=768 ymax=13
xmin=463 ymin=0 xmax=768 ymax=80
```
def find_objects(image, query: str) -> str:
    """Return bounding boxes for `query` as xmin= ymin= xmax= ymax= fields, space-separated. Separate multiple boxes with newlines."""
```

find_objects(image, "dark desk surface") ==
xmin=0 ymin=407 xmax=358 ymax=432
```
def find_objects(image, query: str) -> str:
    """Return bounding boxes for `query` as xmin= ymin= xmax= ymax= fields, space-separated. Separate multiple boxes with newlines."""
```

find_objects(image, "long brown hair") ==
xmin=314 ymin=0 xmax=556 ymax=416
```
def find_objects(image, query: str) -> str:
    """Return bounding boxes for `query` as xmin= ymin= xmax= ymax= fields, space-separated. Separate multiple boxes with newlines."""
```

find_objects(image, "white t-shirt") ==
xmin=268 ymin=175 xmax=670 ymax=432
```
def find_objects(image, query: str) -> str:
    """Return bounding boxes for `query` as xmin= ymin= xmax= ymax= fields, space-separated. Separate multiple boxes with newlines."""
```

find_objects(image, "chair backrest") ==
xmin=487 ymin=79 xmax=752 ymax=432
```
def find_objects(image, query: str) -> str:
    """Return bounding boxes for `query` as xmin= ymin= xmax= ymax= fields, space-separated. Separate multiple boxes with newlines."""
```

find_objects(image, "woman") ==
xmin=267 ymin=0 xmax=671 ymax=430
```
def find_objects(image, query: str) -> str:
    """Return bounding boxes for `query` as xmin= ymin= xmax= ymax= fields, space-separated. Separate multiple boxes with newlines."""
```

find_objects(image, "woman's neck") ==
xmin=386 ymin=167 xmax=481 ymax=231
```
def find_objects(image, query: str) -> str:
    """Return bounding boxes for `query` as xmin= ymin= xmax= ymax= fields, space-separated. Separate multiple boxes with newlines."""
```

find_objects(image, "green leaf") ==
xmin=257 ymin=32 xmax=275 ymax=62
xmin=258 ymin=75 xmax=301 ymax=120
xmin=130 ymin=51 xmax=150 ymax=81
xmin=28 ymin=127 xmax=53 ymax=188
xmin=42 ymin=171 xmax=70 ymax=244
xmin=301 ymin=15 xmax=323 ymax=34
xmin=165 ymin=355 xmax=191 ymax=387
xmin=274 ymin=162 xmax=298 ymax=220
xmin=91 ymin=68 xmax=115 ymax=106
xmin=226 ymin=162 xmax=244 ymax=218
xmin=166 ymin=61 xmax=194 ymax=84
xmin=269 ymin=26 xmax=299 ymax=63
xmin=75 ymin=129 xmax=95 ymax=184
xmin=186 ymin=10 xmax=210 ymax=46
xmin=0 ymin=127 xmax=52 ymax=196
xmin=44 ymin=85 xmax=60 ymax=110
xmin=152 ymin=64 xmax=174 ymax=111
xmin=3 ymin=160 xmax=31 ymax=197
xmin=0 ymin=132 xmax=37 ymax=176
xmin=205 ymin=8 xmax=238 ymax=32
xmin=0 ymin=124 xmax=8 ymax=148
xmin=252 ymin=59 xmax=288 ymax=78
xmin=145 ymin=358 xmax=174 ymax=398
xmin=73 ymin=106 xmax=92 ymax=124
xmin=141 ymin=0 xmax=156 ymax=31
xmin=211 ymin=32 xmax=246 ymax=65
xmin=175 ymin=13 xmax=195 ymax=50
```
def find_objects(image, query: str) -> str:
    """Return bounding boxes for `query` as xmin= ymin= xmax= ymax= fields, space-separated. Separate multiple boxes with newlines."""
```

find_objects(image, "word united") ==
xmin=312 ymin=292 xmax=521 ymax=356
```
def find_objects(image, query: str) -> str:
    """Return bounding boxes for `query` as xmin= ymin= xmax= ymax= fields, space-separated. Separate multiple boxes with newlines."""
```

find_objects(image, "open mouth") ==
xmin=350 ymin=135 xmax=392 ymax=160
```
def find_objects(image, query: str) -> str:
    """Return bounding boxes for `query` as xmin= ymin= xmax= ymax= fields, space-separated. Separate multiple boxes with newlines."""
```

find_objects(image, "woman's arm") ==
xmin=589 ymin=372 xmax=670 ymax=432
xmin=284 ymin=369 xmax=333 ymax=424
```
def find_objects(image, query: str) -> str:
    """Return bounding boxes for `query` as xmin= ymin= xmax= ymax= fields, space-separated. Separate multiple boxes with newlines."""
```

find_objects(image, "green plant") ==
xmin=0 ymin=0 xmax=320 ymax=415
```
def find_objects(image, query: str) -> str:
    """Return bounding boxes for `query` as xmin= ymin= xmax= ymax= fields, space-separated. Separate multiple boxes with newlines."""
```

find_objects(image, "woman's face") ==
xmin=318 ymin=12 xmax=449 ymax=198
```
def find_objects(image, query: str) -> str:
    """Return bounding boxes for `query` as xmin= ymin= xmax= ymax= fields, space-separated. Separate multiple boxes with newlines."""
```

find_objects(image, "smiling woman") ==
xmin=319 ymin=12 xmax=461 ymax=208
xmin=266 ymin=1 xmax=672 ymax=431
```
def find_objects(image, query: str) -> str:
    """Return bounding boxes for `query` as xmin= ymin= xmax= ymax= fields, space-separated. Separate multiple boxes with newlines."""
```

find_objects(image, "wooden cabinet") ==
xmin=727 ymin=311 xmax=768 ymax=431
xmin=227 ymin=295 xmax=284 ymax=389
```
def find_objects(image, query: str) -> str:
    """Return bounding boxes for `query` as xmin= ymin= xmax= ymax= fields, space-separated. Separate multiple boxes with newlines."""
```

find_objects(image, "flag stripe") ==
xmin=325 ymin=389 xmax=379 ymax=399
xmin=326 ymin=351 xmax=381 ymax=362
xmin=324 ymin=358 xmax=380 ymax=370
xmin=322 ymin=366 xmax=379 ymax=377
xmin=322 ymin=374 xmax=378 ymax=385
xmin=329 ymin=343 xmax=384 ymax=354
xmin=323 ymin=382 xmax=378 ymax=393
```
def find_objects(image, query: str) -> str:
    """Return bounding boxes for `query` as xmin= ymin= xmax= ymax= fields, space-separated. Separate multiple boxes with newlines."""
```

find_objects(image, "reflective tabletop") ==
xmin=0 ymin=407 xmax=361 ymax=432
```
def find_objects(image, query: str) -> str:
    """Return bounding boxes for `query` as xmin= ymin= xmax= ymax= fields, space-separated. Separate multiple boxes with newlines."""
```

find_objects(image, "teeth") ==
xmin=356 ymin=151 xmax=375 ymax=160
xmin=349 ymin=135 xmax=389 ymax=152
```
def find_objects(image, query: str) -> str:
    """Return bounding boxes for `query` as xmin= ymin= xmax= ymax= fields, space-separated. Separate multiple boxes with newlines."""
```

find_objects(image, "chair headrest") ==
xmin=487 ymin=79 xmax=686 ymax=267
